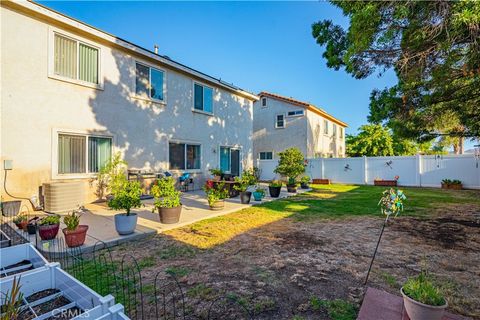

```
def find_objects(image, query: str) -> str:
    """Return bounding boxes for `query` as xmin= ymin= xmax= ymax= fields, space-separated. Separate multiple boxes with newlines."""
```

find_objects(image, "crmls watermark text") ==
xmin=50 ymin=308 xmax=87 ymax=318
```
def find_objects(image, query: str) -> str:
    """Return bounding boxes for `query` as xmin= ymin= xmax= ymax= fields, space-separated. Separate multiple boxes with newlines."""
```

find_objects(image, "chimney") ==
xmin=154 ymin=45 xmax=159 ymax=54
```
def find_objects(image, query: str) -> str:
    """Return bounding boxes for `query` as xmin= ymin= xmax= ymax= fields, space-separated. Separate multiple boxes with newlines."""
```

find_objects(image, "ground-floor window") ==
xmin=58 ymin=133 xmax=112 ymax=174
xmin=220 ymin=146 xmax=240 ymax=176
xmin=169 ymin=142 xmax=201 ymax=170
xmin=259 ymin=151 xmax=273 ymax=160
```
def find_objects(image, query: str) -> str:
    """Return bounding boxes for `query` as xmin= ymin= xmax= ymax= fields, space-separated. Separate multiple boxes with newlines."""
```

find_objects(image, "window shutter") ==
xmin=54 ymin=34 xmax=77 ymax=79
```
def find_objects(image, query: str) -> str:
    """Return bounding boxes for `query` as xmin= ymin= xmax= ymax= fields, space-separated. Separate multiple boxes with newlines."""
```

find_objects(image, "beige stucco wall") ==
xmin=306 ymin=109 xmax=346 ymax=158
xmin=0 ymin=5 xmax=253 ymax=207
xmin=253 ymin=96 xmax=346 ymax=160
xmin=252 ymin=97 xmax=308 ymax=160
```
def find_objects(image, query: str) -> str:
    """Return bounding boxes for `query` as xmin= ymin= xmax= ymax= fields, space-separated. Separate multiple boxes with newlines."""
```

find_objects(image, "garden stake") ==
xmin=364 ymin=216 xmax=388 ymax=285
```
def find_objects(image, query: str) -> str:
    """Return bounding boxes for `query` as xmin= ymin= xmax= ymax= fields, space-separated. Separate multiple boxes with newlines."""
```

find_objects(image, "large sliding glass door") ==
xmin=219 ymin=146 xmax=241 ymax=176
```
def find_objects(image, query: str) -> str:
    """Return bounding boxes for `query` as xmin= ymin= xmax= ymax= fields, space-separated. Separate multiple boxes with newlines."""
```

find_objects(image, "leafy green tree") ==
xmin=312 ymin=1 xmax=480 ymax=141
xmin=274 ymin=148 xmax=305 ymax=183
xmin=107 ymin=180 xmax=143 ymax=215
xmin=346 ymin=124 xmax=394 ymax=157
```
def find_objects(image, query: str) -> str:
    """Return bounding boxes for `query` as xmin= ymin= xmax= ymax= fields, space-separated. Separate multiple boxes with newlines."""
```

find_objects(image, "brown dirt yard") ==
xmin=103 ymin=185 xmax=480 ymax=320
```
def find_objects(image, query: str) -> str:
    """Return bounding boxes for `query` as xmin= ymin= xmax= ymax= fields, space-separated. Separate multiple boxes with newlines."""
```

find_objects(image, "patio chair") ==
xmin=179 ymin=173 xmax=194 ymax=192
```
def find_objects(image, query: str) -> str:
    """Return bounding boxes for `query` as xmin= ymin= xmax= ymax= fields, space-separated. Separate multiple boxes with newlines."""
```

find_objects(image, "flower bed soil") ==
xmin=1 ymin=259 xmax=33 ymax=278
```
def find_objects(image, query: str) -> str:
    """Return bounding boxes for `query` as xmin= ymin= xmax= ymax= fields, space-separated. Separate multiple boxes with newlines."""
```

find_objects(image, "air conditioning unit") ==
xmin=43 ymin=181 xmax=85 ymax=213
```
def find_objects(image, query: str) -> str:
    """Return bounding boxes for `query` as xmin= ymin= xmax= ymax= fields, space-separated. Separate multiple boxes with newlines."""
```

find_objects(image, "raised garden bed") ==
xmin=374 ymin=179 xmax=398 ymax=187
xmin=0 ymin=230 xmax=11 ymax=248
xmin=0 ymin=263 xmax=127 ymax=319
xmin=0 ymin=243 xmax=48 ymax=278
xmin=441 ymin=183 xmax=463 ymax=190
xmin=312 ymin=178 xmax=330 ymax=185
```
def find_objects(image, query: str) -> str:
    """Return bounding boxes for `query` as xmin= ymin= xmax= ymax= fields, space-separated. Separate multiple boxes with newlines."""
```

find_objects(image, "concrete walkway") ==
xmin=7 ymin=185 xmax=310 ymax=253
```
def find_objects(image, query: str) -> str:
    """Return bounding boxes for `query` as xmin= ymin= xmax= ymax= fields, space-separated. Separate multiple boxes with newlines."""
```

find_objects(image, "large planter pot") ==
xmin=114 ymin=213 xmax=138 ymax=235
xmin=300 ymin=183 xmax=309 ymax=189
xmin=401 ymin=288 xmax=447 ymax=320
xmin=38 ymin=224 xmax=59 ymax=240
xmin=62 ymin=225 xmax=89 ymax=247
xmin=269 ymin=186 xmax=281 ymax=198
xmin=240 ymin=191 xmax=252 ymax=204
xmin=27 ymin=223 xmax=37 ymax=235
xmin=253 ymin=192 xmax=263 ymax=201
xmin=286 ymin=184 xmax=297 ymax=193
xmin=15 ymin=220 xmax=28 ymax=230
xmin=158 ymin=205 xmax=182 ymax=224
xmin=209 ymin=200 xmax=225 ymax=211
xmin=441 ymin=183 xmax=462 ymax=190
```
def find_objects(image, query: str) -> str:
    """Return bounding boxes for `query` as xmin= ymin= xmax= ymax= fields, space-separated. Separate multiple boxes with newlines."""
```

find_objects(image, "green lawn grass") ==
xmin=165 ymin=184 xmax=480 ymax=249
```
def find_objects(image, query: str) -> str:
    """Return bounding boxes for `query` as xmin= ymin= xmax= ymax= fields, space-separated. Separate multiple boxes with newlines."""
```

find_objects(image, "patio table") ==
xmin=207 ymin=180 xmax=240 ymax=198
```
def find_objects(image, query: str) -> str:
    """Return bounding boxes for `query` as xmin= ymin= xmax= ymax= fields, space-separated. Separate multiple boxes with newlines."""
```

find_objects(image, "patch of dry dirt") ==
xmin=110 ymin=204 xmax=480 ymax=319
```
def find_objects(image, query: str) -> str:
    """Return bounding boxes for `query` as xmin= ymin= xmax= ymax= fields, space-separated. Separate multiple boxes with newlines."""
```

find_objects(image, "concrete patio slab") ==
xmin=4 ymin=185 xmax=309 ymax=253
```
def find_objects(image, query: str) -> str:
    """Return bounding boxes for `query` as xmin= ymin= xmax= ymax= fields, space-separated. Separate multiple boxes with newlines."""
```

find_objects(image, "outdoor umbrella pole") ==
xmin=364 ymin=217 xmax=388 ymax=286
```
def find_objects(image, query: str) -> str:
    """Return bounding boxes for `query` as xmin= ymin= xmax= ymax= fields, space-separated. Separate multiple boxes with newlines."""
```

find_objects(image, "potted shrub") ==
xmin=108 ymin=180 xmax=143 ymax=235
xmin=26 ymin=217 xmax=39 ymax=235
xmin=268 ymin=180 xmax=282 ymax=198
xmin=401 ymin=271 xmax=447 ymax=320
xmin=233 ymin=169 xmax=257 ymax=204
xmin=94 ymin=152 xmax=127 ymax=201
xmin=203 ymin=181 xmax=229 ymax=210
xmin=274 ymin=147 xmax=305 ymax=194
xmin=37 ymin=215 xmax=60 ymax=240
xmin=209 ymin=168 xmax=224 ymax=181
xmin=62 ymin=210 xmax=88 ymax=247
xmin=13 ymin=214 xmax=28 ymax=230
xmin=300 ymin=176 xmax=310 ymax=189
xmin=253 ymin=186 xmax=265 ymax=201
xmin=151 ymin=177 xmax=182 ymax=224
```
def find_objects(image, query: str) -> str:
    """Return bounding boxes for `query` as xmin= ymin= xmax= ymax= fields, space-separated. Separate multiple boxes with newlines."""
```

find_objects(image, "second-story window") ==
xmin=333 ymin=123 xmax=337 ymax=137
xmin=54 ymin=33 xmax=99 ymax=85
xmin=287 ymin=110 xmax=304 ymax=117
xmin=340 ymin=127 xmax=344 ymax=138
xmin=261 ymin=97 xmax=267 ymax=107
xmin=324 ymin=120 xmax=329 ymax=135
xmin=275 ymin=114 xmax=285 ymax=128
xmin=194 ymin=83 xmax=213 ymax=113
xmin=135 ymin=62 xmax=165 ymax=101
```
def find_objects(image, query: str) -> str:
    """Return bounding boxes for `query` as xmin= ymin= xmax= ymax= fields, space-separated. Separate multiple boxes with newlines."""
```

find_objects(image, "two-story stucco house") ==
xmin=0 ymin=0 xmax=257 ymax=206
xmin=253 ymin=92 xmax=347 ymax=160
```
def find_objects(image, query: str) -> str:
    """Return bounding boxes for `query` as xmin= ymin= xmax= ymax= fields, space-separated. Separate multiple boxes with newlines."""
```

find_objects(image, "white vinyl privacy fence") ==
xmin=257 ymin=154 xmax=480 ymax=189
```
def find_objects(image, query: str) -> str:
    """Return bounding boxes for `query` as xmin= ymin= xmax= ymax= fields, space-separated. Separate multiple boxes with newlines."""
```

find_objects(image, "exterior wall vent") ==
xmin=43 ymin=181 xmax=85 ymax=213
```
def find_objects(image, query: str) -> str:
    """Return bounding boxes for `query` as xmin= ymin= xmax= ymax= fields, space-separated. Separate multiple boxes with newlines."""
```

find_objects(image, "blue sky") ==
xmin=39 ymin=1 xmax=398 ymax=135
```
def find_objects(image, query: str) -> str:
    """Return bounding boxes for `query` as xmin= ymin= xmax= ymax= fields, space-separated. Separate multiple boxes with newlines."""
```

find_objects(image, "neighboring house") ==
xmin=0 ymin=1 xmax=257 ymax=205
xmin=253 ymin=92 xmax=347 ymax=160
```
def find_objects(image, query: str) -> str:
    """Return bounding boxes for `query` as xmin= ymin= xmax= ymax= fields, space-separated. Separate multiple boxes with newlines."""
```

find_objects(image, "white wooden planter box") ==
xmin=0 ymin=243 xmax=49 ymax=278
xmin=0 ymin=263 xmax=129 ymax=319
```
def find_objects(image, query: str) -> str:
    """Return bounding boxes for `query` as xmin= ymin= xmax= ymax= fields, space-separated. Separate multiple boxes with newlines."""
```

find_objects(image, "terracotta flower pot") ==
xmin=15 ymin=220 xmax=28 ymax=230
xmin=62 ymin=225 xmax=89 ymax=248
xmin=158 ymin=205 xmax=182 ymax=224
xmin=209 ymin=200 xmax=225 ymax=211
xmin=401 ymin=287 xmax=447 ymax=320
xmin=38 ymin=223 xmax=59 ymax=240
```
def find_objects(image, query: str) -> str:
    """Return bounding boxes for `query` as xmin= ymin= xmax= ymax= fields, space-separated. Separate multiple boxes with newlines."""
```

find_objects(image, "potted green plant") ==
xmin=252 ymin=186 xmax=265 ymax=201
xmin=203 ymin=181 xmax=229 ymax=210
xmin=209 ymin=168 xmax=224 ymax=181
xmin=401 ymin=271 xmax=447 ymax=320
xmin=13 ymin=214 xmax=28 ymax=230
xmin=151 ymin=177 xmax=182 ymax=224
xmin=94 ymin=152 xmax=127 ymax=201
xmin=268 ymin=180 xmax=282 ymax=198
xmin=300 ymin=176 xmax=310 ymax=189
xmin=62 ymin=210 xmax=88 ymax=247
xmin=233 ymin=169 xmax=257 ymax=204
xmin=274 ymin=147 xmax=305 ymax=193
xmin=108 ymin=180 xmax=143 ymax=235
xmin=37 ymin=215 xmax=60 ymax=240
